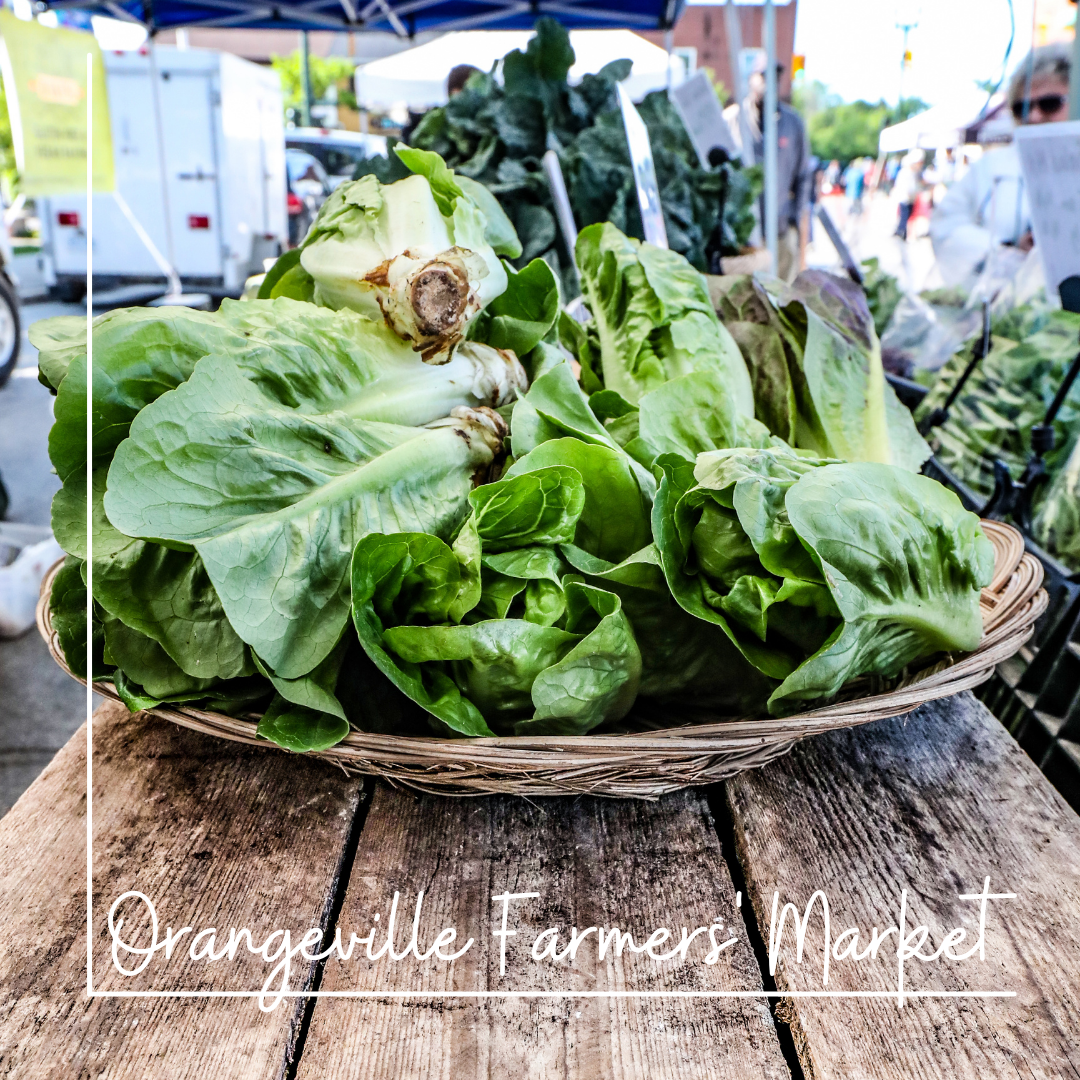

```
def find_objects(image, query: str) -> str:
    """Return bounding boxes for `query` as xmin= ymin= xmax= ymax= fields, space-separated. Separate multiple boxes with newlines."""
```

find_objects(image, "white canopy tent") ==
xmin=354 ymin=29 xmax=688 ymax=110
xmin=878 ymin=90 xmax=1008 ymax=153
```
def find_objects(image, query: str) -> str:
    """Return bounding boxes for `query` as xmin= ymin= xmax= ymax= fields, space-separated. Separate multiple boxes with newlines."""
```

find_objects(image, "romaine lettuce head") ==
xmin=298 ymin=149 xmax=514 ymax=361
xmin=102 ymin=327 xmax=508 ymax=681
xmin=709 ymin=270 xmax=931 ymax=471
xmin=653 ymin=448 xmax=993 ymax=715
xmin=573 ymin=222 xmax=754 ymax=412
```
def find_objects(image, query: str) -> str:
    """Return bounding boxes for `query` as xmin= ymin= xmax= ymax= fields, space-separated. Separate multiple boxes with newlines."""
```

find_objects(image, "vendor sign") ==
xmin=1014 ymin=120 xmax=1080 ymax=306
xmin=0 ymin=10 xmax=114 ymax=195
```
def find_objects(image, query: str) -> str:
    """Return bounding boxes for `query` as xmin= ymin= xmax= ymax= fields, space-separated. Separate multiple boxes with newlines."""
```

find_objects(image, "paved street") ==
xmin=808 ymin=190 xmax=942 ymax=293
xmin=0 ymin=299 xmax=88 ymax=816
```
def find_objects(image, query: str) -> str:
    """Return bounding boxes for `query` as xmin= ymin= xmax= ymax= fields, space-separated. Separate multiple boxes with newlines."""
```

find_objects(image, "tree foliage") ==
xmin=793 ymin=79 xmax=928 ymax=162
xmin=271 ymin=51 xmax=357 ymax=114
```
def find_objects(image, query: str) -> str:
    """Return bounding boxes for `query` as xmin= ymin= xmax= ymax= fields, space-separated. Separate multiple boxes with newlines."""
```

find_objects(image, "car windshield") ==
xmin=287 ymin=141 xmax=376 ymax=177
xmin=286 ymin=150 xmax=328 ymax=187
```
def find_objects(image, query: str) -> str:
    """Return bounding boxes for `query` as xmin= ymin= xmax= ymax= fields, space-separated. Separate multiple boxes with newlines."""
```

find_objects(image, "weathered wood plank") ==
xmin=0 ymin=700 xmax=364 ymax=1079
xmin=728 ymin=691 xmax=1080 ymax=1080
xmin=297 ymin=786 xmax=791 ymax=1080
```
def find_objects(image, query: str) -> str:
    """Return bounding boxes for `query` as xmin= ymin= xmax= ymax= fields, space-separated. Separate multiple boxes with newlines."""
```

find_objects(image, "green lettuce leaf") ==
xmin=93 ymin=539 xmax=253 ymax=683
xmin=509 ymin=361 xmax=657 ymax=499
xmin=352 ymin=528 xmax=639 ymax=736
xmin=50 ymin=556 xmax=109 ymax=681
xmin=507 ymin=438 xmax=650 ymax=565
xmin=771 ymin=462 xmax=994 ymax=711
xmin=468 ymin=257 xmax=559 ymax=356
xmin=575 ymin=222 xmax=753 ymax=412
xmin=29 ymin=314 xmax=87 ymax=391
xmin=771 ymin=272 xmax=931 ymax=469
xmin=256 ymin=696 xmax=350 ymax=752
xmin=104 ymin=356 xmax=502 ymax=679
xmin=654 ymin=446 xmax=993 ymax=715
xmin=559 ymin=542 xmax=774 ymax=711
xmin=631 ymin=370 xmax=774 ymax=466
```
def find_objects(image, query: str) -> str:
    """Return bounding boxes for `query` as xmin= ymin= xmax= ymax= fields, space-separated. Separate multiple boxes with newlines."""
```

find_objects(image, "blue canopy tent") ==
xmin=40 ymin=0 xmax=684 ymax=34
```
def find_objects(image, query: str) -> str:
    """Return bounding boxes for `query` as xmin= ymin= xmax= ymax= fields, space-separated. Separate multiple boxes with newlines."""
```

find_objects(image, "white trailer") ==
xmin=38 ymin=46 xmax=287 ymax=299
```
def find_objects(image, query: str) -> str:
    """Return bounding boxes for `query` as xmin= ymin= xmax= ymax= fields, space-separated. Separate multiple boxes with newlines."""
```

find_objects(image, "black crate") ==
xmin=922 ymin=454 xmax=1080 ymax=809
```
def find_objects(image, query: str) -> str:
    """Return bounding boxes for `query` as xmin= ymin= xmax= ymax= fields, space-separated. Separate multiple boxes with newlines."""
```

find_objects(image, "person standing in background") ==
xmin=844 ymin=157 xmax=867 ymax=216
xmin=930 ymin=43 xmax=1071 ymax=286
xmin=447 ymin=64 xmax=482 ymax=96
xmin=893 ymin=150 xmax=923 ymax=240
xmin=724 ymin=56 xmax=812 ymax=282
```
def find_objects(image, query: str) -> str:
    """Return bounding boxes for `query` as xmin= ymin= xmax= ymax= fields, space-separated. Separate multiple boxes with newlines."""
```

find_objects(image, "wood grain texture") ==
xmin=728 ymin=691 xmax=1080 ymax=1080
xmin=297 ymin=786 xmax=790 ymax=1080
xmin=0 ymin=700 xmax=363 ymax=1080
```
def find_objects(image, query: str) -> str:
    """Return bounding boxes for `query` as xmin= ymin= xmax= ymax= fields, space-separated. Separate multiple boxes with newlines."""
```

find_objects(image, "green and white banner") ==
xmin=0 ymin=10 xmax=114 ymax=195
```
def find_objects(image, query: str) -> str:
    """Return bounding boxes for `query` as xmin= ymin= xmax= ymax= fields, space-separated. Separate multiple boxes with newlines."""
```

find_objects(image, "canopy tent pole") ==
xmin=763 ymin=0 xmax=778 ymax=271
xmin=146 ymin=41 xmax=180 ymax=297
xmin=723 ymin=0 xmax=754 ymax=169
xmin=1071 ymin=22 xmax=1080 ymax=121
xmin=300 ymin=30 xmax=313 ymax=127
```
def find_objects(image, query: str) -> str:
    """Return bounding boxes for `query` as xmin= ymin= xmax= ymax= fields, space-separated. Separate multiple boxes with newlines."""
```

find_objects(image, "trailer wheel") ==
xmin=53 ymin=278 xmax=85 ymax=304
xmin=0 ymin=274 xmax=20 ymax=389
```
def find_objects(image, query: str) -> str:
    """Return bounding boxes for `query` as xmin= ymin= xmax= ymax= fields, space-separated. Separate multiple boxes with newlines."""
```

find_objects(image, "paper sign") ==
xmin=1014 ymin=121 xmax=1080 ymax=303
xmin=542 ymin=149 xmax=577 ymax=252
xmin=617 ymin=83 xmax=668 ymax=250
xmin=669 ymin=70 xmax=736 ymax=168
xmin=0 ymin=11 xmax=114 ymax=195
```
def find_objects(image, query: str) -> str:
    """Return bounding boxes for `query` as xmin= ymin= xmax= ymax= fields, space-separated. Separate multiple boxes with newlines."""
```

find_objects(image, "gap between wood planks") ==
xmin=280 ymin=776 xmax=377 ymax=1080
xmin=277 ymin=778 xmax=805 ymax=1080
xmin=706 ymin=786 xmax=808 ymax=1080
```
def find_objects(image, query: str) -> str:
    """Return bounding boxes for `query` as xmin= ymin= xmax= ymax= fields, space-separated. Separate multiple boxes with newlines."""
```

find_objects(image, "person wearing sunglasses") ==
xmin=930 ymin=42 xmax=1071 ymax=287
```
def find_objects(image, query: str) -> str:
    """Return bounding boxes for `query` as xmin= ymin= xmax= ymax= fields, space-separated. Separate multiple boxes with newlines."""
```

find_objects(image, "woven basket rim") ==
xmin=37 ymin=519 xmax=1045 ymax=795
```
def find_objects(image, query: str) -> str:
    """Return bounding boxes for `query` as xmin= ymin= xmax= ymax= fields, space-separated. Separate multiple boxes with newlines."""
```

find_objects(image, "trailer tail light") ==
xmin=57 ymin=211 xmax=80 ymax=226
xmin=188 ymin=214 xmax=210 ymax=229
xmin=287 ymin=192 xmax=303 ymax=215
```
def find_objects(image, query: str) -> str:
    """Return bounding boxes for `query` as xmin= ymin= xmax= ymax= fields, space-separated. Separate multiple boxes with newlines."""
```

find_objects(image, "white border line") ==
xmin=82 ymin=48 xmax=1010 ymax=1010
xmin=85 ymin=50 xmax=94 ymax=1003
xmin=85 ymin=990 xmax=1017 ymax=1000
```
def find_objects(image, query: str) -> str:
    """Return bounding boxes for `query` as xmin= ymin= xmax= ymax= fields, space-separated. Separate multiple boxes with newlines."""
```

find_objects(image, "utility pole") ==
xmin=300 ymin=30 xmax=313 ymax=128
xmin=763 ymin=0 xmax=778 ymax=272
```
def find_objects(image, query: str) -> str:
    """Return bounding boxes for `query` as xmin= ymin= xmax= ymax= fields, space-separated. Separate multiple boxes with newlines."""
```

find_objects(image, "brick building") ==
xmin=638 ymin=1 xmax=799 ymax=103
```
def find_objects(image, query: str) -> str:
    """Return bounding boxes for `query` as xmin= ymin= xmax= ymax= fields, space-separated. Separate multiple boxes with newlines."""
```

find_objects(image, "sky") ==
xmin=792 ymin=0 xmax=1038 ymax=108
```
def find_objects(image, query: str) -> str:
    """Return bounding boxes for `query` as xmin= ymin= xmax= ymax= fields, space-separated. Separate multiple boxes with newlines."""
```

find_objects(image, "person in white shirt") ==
xmin=930 ymin=43 xmax=1071 ymax=287
xmin=892 ymin=150 xmax=924 ymax=239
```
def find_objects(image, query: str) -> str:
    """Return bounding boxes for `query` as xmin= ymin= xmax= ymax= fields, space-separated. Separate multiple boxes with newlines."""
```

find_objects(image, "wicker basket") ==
xmin=38 ymin=521 xmax=1045 ymax=799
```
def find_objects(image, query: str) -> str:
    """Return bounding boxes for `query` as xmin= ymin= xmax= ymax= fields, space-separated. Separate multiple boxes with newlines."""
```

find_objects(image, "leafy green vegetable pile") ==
xmin=859 ymin=257 xmax=903 ymax=339
xmin=36 ymin=149 xmax=993 ymax=752
xmin=559 ymin=226 xmax=931 ymax=474
xmin=916 ymin=309 xmax=1080 ymax=570
xmin=366 ymin=18 xmax=760 ymax=296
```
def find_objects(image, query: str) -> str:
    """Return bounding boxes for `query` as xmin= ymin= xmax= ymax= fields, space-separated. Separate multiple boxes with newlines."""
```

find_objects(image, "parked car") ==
xmin=0 ymin=243 xmax=21 ymax=390
xmin=285 ymin=128 xmax=388 ymax=188
xmin=286 ymin=149 xmax=332 ymax=248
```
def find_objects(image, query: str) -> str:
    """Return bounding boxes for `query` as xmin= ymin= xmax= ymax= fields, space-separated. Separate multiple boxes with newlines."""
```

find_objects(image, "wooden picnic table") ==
xmin=0 ymin=690 xmax=1077 ymax=1079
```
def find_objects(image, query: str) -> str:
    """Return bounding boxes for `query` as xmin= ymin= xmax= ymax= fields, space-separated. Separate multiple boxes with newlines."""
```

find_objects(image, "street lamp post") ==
xmin=894 ymin=2 xmax=920 ymax=109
